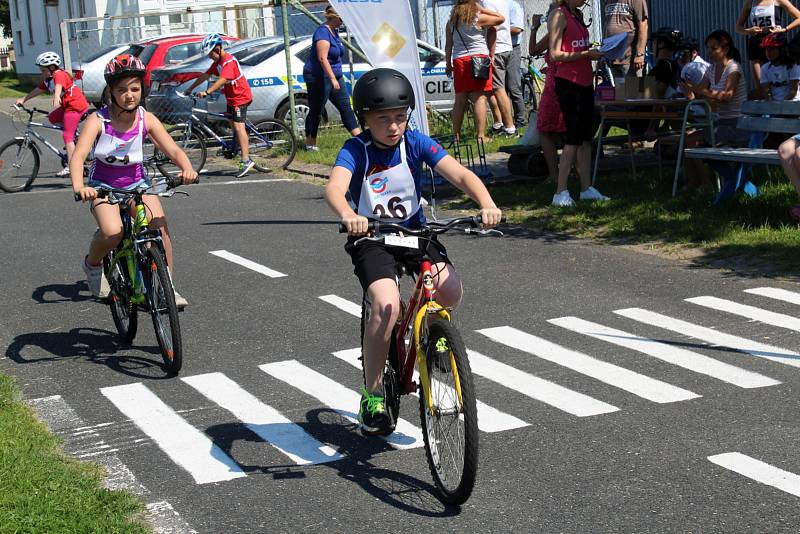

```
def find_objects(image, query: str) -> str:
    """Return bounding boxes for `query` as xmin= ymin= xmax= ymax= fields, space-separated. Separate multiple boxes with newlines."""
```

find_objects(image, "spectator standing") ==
xmin=507 ymin=0 xmax=527 ymax=127
xmin=529 ymin=4 xmax=566 ymax=184
xmin=445 ymin=0 xmax=505 ymax=143
xmin=736 ymin=0 xmax=800 ymax=88
xmin=302 ymin=5 xmax=361 ymax=152
xmin=549 ymin=0 xmax=608 ymax=206
xmin=603 ymin=0 xmax=649 ymax=78
xmin=482 ymin=0 xmax=518 ymax=136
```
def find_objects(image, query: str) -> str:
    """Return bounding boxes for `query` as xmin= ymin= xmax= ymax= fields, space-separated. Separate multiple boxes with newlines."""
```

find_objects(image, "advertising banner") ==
xmin=334 ymin=0 xmax=430 ymax=134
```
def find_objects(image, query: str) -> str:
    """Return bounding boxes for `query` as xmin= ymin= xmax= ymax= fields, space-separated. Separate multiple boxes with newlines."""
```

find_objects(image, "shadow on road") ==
xmin=5 ymin=327 xmax=171 ymax=379
xmin=32 ymin=280 xmax=94 ymax=304
xmin=204 ymin=407 xmax=461 ymax=517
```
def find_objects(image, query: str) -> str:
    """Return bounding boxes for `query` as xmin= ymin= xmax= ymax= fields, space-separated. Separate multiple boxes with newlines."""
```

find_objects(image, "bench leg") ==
xmin=592 ymin=114 xmax=605 ymax=186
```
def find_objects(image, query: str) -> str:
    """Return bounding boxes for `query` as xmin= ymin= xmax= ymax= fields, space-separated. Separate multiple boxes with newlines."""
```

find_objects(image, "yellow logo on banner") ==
xmin=371 ymin=22 xmax=406 ymax=58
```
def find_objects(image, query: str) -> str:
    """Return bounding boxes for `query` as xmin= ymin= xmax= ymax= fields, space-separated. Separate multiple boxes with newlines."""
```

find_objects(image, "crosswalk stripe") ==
xmin=331 ymin=348 xmax=529 ymax=433
xmin=478 ymin=326 xmax=700 ymax=403
xmin=319 ymin=295 xmax=362 ymax=318
xmin=181 ymin=373 xmax=343 ymax=465
xmin=745 ymin=287 xmax=800 ymax=306
xmin=549 ymin=317 xmax=780 ymax=389
xmin=465 ymin=349 xmax=619 ymax=416
xmin=708 ymin=452 xmax=800 ymax=498
xmin=100 ymin=383 xmax=246 ymax=484
xmin=687 ymin=296 xmax=800 ymax=333
xmin=259 ymin=360 xmax=424 ymax=450
xmin=615 ymin=308 xmax=800 ymax=368
xmin=209 ymin=250 xmax=287 ymax=278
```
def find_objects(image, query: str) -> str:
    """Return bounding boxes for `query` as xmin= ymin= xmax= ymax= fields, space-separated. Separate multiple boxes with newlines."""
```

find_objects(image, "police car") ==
xmin=147 ymin=34 xmax=453 ymax=131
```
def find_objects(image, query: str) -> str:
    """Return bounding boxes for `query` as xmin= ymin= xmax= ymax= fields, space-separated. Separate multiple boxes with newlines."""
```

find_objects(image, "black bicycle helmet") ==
xmin=676 ymin=37 xmax=700 ymax=54
xmin=652 ymin=27 xmax=683 ymax=49
xmin=352 ymin=68 xmax=416 ymax=124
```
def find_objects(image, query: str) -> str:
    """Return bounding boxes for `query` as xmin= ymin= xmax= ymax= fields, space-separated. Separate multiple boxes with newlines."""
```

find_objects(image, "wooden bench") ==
xmin=682 ymin=100 xmax=800 ymax=198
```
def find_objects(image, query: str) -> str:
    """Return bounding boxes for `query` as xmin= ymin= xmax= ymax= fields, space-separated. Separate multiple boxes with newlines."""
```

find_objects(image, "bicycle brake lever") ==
xmin=464 ymin=227 xmax=504 ymax=237
xmin=352 ymin=235 xmax=382 ymax=247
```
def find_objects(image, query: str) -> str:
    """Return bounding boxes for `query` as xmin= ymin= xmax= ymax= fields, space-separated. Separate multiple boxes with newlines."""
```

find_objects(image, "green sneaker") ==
xmin=237 ymin=159 xmax=256 ymax=177
xmin=358 ymin=387 xmax=394 ymax=436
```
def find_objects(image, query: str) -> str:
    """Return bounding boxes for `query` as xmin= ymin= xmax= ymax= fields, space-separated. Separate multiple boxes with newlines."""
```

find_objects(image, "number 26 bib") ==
xmin=355 ymin=137 xmax=420 ymax=223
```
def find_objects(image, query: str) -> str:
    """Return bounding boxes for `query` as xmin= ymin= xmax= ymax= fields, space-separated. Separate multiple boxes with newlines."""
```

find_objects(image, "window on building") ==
xmin=67 ymin=0 xmax=75 ymax=39
xmin=13 ymin=0 xmax=19 ymax=20
xmin=44 ymin=5 xmax=53 ymax=43
xmin=24 ymin=0 xmax=33 ymax=44
xmin=78 ymin=0 xmax=88 ymax=36
xmin=16 ymin=31 xmax=23 ymax=54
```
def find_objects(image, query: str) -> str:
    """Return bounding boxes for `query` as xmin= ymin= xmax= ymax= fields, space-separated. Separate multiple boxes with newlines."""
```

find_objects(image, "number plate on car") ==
xmin=384 ymin=235 xmax=419 ymax=249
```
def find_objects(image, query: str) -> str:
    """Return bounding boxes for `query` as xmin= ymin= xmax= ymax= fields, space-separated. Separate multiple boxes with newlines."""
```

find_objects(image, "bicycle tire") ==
xmin=360 ymin=295 xmax=401 ymax=430
xmin=104 ymin=253 xmax=138 ymax=343
xmin=248 ymin=119 xmax=296 ymax=172
xmin=156 ymin=125 xmax=207 ymax=177
xmin=143 ymin=247 xmax=183 ymax=374
xmin=0 ymin=138 xmax=39 ymax=193
xmin=418 ymin=318 xmax=478 ymax=505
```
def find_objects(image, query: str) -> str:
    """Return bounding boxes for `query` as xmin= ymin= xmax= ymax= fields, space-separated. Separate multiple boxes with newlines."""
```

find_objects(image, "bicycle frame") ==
xmin=19 ymin=120 xmax=67 ymax=161
xmin=174 ymin=100 xmax=273 ymax=152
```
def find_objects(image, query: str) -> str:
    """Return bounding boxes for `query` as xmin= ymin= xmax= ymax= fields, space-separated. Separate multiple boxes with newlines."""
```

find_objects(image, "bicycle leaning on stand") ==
xmin=342 ymin=215 xmax=504 ymax=505
xmin=0 ymin=103 xmax=89 ymax=192
xmin=152 ymin=92 xmax=297 ymax=177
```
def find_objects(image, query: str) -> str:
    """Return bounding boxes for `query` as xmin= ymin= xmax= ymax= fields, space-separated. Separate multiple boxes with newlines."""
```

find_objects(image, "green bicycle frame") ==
xmin=108 ymin=201 xmax=150 ymax=304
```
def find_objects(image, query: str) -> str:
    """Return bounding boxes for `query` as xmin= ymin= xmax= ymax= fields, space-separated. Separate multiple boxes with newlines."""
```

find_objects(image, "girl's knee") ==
xmin=779 ymin=140 xmax=795 ymax=161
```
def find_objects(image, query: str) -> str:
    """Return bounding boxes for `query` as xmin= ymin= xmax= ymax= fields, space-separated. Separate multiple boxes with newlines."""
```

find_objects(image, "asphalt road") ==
xmin=3 ymin=111 xmax=800 ymax=532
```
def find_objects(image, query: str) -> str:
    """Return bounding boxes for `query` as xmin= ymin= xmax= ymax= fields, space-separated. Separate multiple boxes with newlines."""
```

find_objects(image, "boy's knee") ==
xmin=778 ymin=141 xmax=795 ymax=161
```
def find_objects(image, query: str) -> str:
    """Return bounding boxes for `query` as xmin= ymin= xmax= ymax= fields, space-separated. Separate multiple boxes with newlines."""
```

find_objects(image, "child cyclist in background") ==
xmin=71 ymin=55 xmax=197 ymax=306
xmin=185 ymin=33 xmax=255 ymax=178
xmin=324 ymin=68 xmax=502 ymax=436
xmin=16 ymin=52 xmax=89 ymax=177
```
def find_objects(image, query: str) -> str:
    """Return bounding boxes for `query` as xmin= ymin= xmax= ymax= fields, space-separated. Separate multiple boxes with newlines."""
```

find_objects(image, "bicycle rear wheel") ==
xmin=418 ymin=318 xmax=478 ymax=505
xmin=0 ymin=138 xmax=39 ymax=192
xmin=104 ymin=253 xmax=138 ymax=343
xmin=156 ymin=125 xmax=207 ymax=177
xmin=143 ymin=247 xmax=182 ymax=373
xmin=248 ymin=119 xmax=296 ymax=172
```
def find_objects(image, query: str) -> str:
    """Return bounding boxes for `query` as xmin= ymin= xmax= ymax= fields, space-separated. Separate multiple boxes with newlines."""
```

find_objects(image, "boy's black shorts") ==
xmin=227 ymin=100 xmax=251 ymax=123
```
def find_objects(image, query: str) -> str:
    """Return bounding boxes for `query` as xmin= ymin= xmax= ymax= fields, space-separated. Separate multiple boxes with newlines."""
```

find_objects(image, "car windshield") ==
xmin=81 ymin=44 xmax=125 ymax=63
xmin=127 ymin=44 xmax=158 ymax=65
xmin=239 ymin=43 xmax=285 ymax=66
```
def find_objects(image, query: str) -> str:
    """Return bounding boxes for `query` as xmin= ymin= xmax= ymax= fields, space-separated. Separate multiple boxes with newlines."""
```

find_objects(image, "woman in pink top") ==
xmin=548 ymin=0 xmax=608 ymax=207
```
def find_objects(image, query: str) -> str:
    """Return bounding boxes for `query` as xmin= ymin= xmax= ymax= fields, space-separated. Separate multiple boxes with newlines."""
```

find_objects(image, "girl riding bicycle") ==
xmin=16 ymin=52 xmax=89 ymax=177
xmin=71 ymin=54 xmax=198 ymax=306
xmin=324 ymin=68 xmax=502 ymax=436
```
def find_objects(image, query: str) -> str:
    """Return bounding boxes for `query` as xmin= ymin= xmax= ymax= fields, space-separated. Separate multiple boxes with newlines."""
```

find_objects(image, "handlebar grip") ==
xmin=338 ymin=223 xmax=347 ymax=233
xmin=338 ymin=222 xmax=377 ymax=233
xmin=74 ymin=193 xmax=81 ymax=202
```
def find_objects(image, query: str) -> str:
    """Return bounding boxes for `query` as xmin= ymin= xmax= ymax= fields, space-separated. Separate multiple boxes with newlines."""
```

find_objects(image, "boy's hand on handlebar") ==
xmin=179 ymin=169 xmax=198 ymax=184
xmin=342 ymin=214 xmax=370 ymax=236
xmin=75 ymin=186 xmax=97 ymax=202
xmin=14 ymin=98 xmax=23 ymax=107
xmin=478 ymin=207 xmax=502 ymax=228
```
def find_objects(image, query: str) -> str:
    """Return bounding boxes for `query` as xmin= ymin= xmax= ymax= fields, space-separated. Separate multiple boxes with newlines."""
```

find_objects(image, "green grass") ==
xmin=0 ymin=72 xmax=37 ymax=99
xmin=0 ymin=374 xmax=149 ymax=533
xmin=445 ymin=164 xmax=800 ymax=275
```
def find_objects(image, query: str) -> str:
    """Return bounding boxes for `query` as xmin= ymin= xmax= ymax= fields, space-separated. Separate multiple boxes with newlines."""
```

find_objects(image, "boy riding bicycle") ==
xmin=185 ymin=33 xmax=255 ymax=178
xmin=324 ymin=68 xmax=502 ymax=436
xmin=71 ymin=54 xmax=198 ymax=306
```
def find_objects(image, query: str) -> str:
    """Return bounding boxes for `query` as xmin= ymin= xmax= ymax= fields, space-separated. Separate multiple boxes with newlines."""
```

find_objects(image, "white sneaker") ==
xmin=551 ymin=190 xmax=576 ymax=207
xmin=305 ymin=145 xmax=320 ymax=152
xmin=82 ymin=258 xmax=104 ymax=298
xmin=579 ymin=186 xmax=610 ymax=201
xmin=173 ymin=289 xmax=188 ymax=308
xmin=56 ymin=167 xmax=70 ymax=177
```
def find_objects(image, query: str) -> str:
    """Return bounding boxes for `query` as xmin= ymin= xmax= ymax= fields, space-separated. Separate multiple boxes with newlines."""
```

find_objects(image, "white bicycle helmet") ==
xmin=35 ymin=51 xmax=62 ymax=68
xmin=201 ymin=33 xmax=224 ymax=55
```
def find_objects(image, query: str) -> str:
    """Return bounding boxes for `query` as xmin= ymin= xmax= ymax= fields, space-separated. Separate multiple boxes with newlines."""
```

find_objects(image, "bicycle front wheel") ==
xmin=156 ymin=126 xmax=207 ymax=177
xmin=104 ymin=253 xmax=138 ymax=343
xmin=0 ymin=138 xmax=39 ymax=192
xmin=248 ymin=119 xmax=296 ymax=172
xmin=143 ymin=247 xmax=182 ymax=374
xmin=418 ymin=318 xmax=478 ymax=505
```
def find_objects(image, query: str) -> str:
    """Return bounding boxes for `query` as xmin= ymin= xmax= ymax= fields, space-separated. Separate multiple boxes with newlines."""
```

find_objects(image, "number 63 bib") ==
xmin=355 ymin=137 xmax=420 ymax=224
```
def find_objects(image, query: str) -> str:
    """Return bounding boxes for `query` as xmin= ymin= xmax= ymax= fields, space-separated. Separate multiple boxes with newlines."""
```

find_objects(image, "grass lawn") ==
xmin=445 ymin=164 xmax=800 ymax=275
xmin=0 ymin=374 xmax=149 ymax=532
xmin=0 ymin=73 xmax=37 ymax=99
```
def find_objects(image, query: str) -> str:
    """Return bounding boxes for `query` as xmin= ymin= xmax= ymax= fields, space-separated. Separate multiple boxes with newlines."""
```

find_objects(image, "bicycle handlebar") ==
xmin=338 ymin=215 xmax=506 ymax=236
xmin=73 ymin=174 xmax=194 ymax=202
xmin=13 ymin=103 xmax=49 ymax=117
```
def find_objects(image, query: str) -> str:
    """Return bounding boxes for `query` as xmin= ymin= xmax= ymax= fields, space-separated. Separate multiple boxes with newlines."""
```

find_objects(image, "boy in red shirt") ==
xmin=186 ymin=33 xmax=255 ymax=177
xmin=16 ymin=51 xmax=89 ymax=176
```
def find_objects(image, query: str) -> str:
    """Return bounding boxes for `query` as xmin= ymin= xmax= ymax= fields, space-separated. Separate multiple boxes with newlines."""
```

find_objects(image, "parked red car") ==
xmin=125 ymin=33 xmax=238 ymax=86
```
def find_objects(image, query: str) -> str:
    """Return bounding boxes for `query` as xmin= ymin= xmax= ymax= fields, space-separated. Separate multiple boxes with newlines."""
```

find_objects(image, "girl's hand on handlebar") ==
xmin=479 ymin=207 xmax=502 ymax=228
xmin=75 ymin=186 xmax=98 ymax=202
xmin=179 ymin=169 xmax=198 ymax=184
xmin=14 ymin=98 xmax=23 ymax=107
xmin=342 ymin=214 xmax=370 ymax=236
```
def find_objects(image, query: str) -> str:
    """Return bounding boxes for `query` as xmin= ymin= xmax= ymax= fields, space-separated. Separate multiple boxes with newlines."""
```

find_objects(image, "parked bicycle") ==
xmin=0 ymin=103 xmax=89 ymax=192
xmin=153 ymin=92 xmax=296 ymax=177
xmin=520 ymin=55 xmax=546 ymax=118
xmin=341 ymin=215 xmax=504 ymax=505
xmin=76 ymin=174 xmax=191 ymax=374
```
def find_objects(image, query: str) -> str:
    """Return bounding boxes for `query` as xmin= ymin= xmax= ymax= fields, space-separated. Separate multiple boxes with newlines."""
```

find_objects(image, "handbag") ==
xmin=454 ymin=25 xmax=491 ymax=80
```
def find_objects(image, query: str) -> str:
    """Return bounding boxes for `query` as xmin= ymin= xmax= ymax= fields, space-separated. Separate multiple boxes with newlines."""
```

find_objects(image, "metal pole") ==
xmin=60 ymin=22 xmax=72 ymax=78
xmin=280 ymin=0 xmax=298 ymax=135
xmin=345 ymin=31 xmax=355 ymax=88
xmin=432 ymin=0 xmax=440 ymax=49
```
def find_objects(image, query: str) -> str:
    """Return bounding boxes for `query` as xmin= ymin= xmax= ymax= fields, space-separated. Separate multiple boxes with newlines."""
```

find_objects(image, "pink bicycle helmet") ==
xmin=104 ymin=54 xmax=146 ymax=83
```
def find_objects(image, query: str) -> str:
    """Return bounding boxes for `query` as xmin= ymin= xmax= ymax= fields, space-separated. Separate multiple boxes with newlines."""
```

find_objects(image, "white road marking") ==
xmin=182 ymin=372 xmax=342 ymax=465
xmin=319 ymin=295 xmax=362 ymax=318
xmin=331 ymin=348 xmax=529 ymax=433
xmin=101 ymin=383 xmax=246 ymax=484
xmin=708 ymin=452 xmax=800 ymax=498
xmin=478 ymin=326 xmax=699 ymax=403
xmin=687 ymin=296 xmax=800 ymax=332
xmin=745 ymin=287 xmax=800 ymax=306
xmin=260 ymin=360 xmax=424 ymax=450
xmin=208 ymin=250 xmax=287 ymax=278
xmin=615 ymin=308 xmax=800 ymax=368
xmin=549 ymin=316 xmax=779 ymax=389
xmin=466 ymin=349 xmax=619 ymax=416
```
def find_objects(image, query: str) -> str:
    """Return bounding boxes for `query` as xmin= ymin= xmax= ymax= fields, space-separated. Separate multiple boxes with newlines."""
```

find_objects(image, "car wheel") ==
xmin=277 ymin=97 xmax=311 ymax=136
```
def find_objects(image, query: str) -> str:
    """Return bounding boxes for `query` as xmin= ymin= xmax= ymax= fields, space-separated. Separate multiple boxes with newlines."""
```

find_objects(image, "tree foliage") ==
xmin=0 ymin=0 xmax=11 ymax=39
